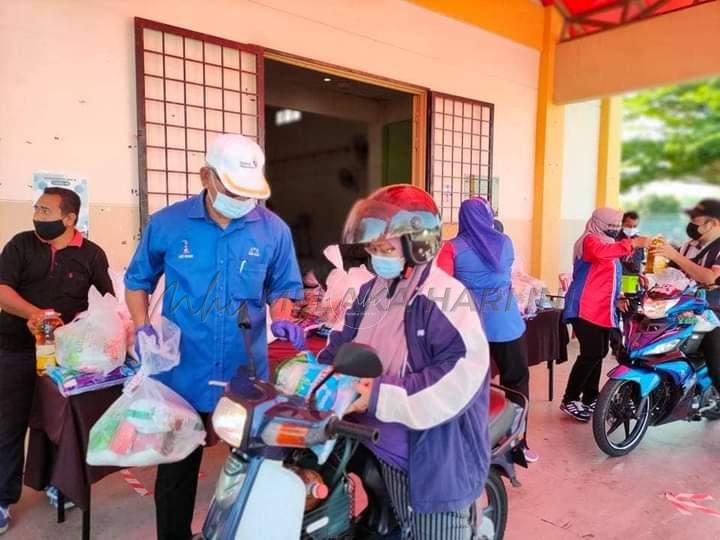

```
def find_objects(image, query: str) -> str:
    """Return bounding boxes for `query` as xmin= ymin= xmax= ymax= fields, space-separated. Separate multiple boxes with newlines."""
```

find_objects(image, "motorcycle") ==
xmin=593 ymin=286 xmax=720 ymax=457
xmin=198 ymin=304 xmax=528 ymax=539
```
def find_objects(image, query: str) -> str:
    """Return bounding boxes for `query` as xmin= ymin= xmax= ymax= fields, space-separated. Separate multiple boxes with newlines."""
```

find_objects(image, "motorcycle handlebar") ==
xmin=327 ymin=419 xmax=379 ymax=443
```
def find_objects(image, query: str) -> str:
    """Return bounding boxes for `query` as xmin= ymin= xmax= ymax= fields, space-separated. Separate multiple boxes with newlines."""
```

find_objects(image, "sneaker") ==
xmin=0 ymin=506 xmax=9 ymax=535
xmin=523 ymin=448 xmax=540 ymax=463
xmin=45 ymin=486 xmax=75 ymax=510
xmin=560 ymin=401 xmax=591 ymax=422
xmin=584 ymin=399 xmax=598 ymax=415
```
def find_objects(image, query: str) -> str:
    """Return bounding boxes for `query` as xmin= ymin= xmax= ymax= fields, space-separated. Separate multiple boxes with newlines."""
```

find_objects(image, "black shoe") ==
xmin=560 ymin=401 xmax=591 ymax=422
xmin=584 ymin=399 xmax=598 ymax=415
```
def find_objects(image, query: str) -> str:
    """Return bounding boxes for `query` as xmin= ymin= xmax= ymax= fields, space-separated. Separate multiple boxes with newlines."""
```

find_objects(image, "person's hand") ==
xmin=133 ymin=324 xmax=158 ymax=359
xmin=650 ymin=242 xmax=679 ymax=262
xmin=26 ymin=309 xmax=61 ymax=335
xmin=346 ymin=378 xmax=374 ymax=414
xmin=271 ymin=320 xmax=305 ymax=350
xmin=618 ymin=298 xmax=630 ymax=313
xmin=631 ymin=236 xmax=651 ymax=249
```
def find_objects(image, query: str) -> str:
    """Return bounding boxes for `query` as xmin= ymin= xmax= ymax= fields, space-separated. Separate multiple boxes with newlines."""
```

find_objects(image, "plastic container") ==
xmin=35 ymin=310 xmax=63 ymax=375
xmin=646 ymin=236 xmax=668 ymax=274
xmin=289 ymin=466 xmax=329 ymax=511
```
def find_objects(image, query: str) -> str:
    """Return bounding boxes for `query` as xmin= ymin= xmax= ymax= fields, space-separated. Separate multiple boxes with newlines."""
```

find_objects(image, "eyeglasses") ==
xmin=33 ymin=205 xmax=62 ymax=217
xmin=209 ymin=168 xmax=249 ymax=201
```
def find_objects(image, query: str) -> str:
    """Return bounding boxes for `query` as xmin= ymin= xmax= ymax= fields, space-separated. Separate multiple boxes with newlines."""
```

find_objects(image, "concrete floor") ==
xmin=6 ymin=341 xmax=720 ymax=540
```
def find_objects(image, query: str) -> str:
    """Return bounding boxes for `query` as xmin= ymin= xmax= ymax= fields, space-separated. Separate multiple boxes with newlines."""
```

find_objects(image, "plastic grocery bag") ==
xmin=274 ymin=352 xmax=358 ymax=464
xmin=511 ymin=270 xmax=546 ymax=316
xmin=55 ymin=287 xmax=128 ymax=374
xmin=87 ymin=318 xmax=206 ymax=467
xmin=320 ymin=245 xmax=373 ymax=330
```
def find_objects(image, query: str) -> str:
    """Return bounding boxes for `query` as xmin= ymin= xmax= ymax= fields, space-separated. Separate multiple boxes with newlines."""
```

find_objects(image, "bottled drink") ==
xmin=35 ymin=310 xmax=62 ymax=375
xmin=645 ymin=236 xmax=667 ymax=274
xmin=288 ymin=466 xmax=329 ymax=511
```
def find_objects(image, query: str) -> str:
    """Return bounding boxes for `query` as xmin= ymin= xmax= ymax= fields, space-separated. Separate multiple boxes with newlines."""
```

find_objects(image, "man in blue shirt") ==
xmin=125 ymin=134 xmax=304 ymax=540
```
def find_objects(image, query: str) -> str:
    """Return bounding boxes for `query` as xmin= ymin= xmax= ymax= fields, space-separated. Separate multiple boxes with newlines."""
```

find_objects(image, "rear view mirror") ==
xmin=334 ymin=343 xmax=383 ymax=378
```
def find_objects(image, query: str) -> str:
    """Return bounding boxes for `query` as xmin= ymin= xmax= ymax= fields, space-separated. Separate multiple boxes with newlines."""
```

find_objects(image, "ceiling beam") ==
xmin=634 ymin=0 xmax=673 ymax=20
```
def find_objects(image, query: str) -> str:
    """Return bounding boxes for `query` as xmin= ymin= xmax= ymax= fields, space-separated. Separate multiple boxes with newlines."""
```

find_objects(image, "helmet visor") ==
xmin=342 ymin=198 xmax=441 ymax=246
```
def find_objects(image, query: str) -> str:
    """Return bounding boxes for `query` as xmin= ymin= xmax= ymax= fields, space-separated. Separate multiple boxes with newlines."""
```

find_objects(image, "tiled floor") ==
xmin=6 ymin=341 xmax=720 ymax=539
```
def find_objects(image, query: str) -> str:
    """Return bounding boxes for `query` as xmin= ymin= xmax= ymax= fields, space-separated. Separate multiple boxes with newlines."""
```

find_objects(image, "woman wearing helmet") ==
xmin=318 ymin=185 xmax=491 ymax=539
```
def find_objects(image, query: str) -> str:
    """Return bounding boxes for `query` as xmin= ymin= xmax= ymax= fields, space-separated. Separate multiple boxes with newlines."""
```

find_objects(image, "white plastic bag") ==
xmin=319 ymin=245 xmax=373 ymax=330
xmin=55 ymin=287 xmax=127 ymax=374
xmin=87 ymin=318 xmax=206 ymax=467
xmin=274 ymin=352 xmax=358 ymax=464
xmin=511 ymin=270 xmax=546 ymax=316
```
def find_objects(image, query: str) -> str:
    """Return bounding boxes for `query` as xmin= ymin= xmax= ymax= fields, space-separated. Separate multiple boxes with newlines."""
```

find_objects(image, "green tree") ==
xmin=635 ymin=194 xmax=681 ymax=216
xmin=622 ymin=78 xmax=720 ymax=191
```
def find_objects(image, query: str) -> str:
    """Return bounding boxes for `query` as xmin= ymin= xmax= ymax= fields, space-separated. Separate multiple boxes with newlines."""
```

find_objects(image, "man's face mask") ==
xmin=33 ymin=219 xmax=67 ymax=241
xmin=687 ymin=222 xmax=702 ymax=241
xmin=623 ymin=227 xmax=639 ymax=238
xmin=209 ymin=175 xmax=257 ymax=219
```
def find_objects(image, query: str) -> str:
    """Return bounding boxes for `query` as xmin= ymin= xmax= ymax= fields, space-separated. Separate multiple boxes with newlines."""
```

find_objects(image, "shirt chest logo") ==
xmin=178 ymin=240 xmax=194 ymax=260
xmin=248 ymin=247 xmax=260 ymax=257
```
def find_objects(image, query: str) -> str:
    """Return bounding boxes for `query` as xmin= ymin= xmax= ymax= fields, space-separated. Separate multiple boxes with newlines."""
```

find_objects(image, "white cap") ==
xmin=205 ymin=134 xmax=270 ymax=200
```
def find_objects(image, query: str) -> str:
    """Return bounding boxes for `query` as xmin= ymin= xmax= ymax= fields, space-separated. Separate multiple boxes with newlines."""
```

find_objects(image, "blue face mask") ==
xmin=371 ymin=254 xmax=405 ymax=280
xmin=212 ymin=191 xmax=257 ymax=219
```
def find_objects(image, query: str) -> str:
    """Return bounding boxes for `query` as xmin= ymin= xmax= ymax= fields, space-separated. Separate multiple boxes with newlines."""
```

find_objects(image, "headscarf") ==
xmin=573 ymin=207 xmax=623 ymax=260
xmin=458 ymin=197 xmax=504 ymax=271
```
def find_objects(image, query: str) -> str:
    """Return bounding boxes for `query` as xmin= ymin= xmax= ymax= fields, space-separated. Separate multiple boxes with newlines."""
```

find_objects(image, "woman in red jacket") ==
xmin=561 ymin=208 xmax=649 ymax=421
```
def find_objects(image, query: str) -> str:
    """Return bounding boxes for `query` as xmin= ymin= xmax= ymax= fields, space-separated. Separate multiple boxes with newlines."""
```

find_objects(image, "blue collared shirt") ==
xmin=125 ymin=193 xmax=303 ymax=412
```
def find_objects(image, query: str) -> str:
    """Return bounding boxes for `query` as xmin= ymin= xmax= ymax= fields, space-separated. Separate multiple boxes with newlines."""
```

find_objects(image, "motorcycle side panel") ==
xmin=654 ymin=361 xmax=694 ymax=387
xmin=234 ymin=460 xmax=306 ymax=540
xmin=608 ymin=365 xmax=661 ymax=397
xmin=696 ymin=366 xmax=713 ymax=391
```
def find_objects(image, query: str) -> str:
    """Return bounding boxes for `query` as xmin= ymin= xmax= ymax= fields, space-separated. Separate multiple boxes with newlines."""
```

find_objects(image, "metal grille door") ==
xmin=134 ymin=18 xmax=264 ymax=222
xmin=429 ymin=93 xmax=494 ymax=223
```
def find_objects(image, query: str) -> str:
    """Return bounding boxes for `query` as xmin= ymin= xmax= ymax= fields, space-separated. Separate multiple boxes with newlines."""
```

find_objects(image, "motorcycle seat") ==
xmin=489 ymin=389 xmax=516 ymax=448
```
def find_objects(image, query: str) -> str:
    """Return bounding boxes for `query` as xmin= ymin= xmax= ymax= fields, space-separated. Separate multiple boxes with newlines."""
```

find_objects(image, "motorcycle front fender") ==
xmin=608 ymin=365 xmax=661 ymax=397
xmin=235 ymin=459 xmax=305 ymax=539
xmin=203 ymin=458 xmax=306 ymax=540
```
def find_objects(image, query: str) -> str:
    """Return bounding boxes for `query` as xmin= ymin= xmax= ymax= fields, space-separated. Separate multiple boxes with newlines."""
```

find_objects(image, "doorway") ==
xmin=263 ymin=58 xmax=416 ymax=277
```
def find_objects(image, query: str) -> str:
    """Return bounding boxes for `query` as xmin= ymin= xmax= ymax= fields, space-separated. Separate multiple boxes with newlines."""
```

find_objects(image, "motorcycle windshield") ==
xmin=643 ymin=298 xmax=680 ymax=320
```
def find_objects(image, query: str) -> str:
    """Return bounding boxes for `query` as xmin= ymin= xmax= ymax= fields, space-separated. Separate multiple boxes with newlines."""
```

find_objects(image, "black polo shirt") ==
xmin=0 ymin=230 xmax=115 ymax=352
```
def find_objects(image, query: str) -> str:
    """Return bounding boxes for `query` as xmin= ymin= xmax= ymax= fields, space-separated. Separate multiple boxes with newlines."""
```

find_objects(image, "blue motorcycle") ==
xmin=593 ymin=287 xmax=720 ymax=457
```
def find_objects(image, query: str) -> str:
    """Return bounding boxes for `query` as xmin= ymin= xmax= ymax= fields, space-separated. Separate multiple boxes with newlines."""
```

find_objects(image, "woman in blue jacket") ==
xmin=319 ymin=185 xmax=490 ymax=539
xmin=437 ymin=197 xmax=536 ymax=462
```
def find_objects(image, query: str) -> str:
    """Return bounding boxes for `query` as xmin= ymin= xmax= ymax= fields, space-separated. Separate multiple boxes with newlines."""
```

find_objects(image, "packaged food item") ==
xmin=87 ymin=318 xmax=206 ymax=467
xmin=35 ymin=310 xmax=63 ymax=374
xmin=274 ymin=353 xmax=359 ymax=464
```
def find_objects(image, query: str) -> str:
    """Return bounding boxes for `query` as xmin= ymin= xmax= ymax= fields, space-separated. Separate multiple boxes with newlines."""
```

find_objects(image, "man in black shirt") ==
xmin=652 ymin=199 xmax=720 ymax=410
xmin=0 ymin=187 xmax=113 ymax=534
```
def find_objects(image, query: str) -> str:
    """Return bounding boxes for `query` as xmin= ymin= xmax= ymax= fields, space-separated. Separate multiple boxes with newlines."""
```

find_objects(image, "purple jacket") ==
xmin=318 ymin=264 xmax=491 ymax=513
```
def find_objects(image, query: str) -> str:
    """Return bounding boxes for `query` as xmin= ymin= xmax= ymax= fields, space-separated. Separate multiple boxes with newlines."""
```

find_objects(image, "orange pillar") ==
xmin=531 ymin=7 xmax=565 ymax=286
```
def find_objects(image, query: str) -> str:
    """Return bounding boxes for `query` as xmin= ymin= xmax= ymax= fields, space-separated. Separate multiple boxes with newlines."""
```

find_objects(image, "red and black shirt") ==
xmin=0 ymin=230 xmax=114 ymax=352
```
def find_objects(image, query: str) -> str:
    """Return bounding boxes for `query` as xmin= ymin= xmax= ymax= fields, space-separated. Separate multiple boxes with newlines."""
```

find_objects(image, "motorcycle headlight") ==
xmin=644 ymin=338 xmax=682 ymax=356
xmin=212 ymin=397 xmax=249 ymax=447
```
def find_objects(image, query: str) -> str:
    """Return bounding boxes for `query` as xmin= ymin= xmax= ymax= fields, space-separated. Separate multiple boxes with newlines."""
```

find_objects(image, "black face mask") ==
xmin=33 ymin=220 xmax=67 ymax=241
xmin=604 ymin=229 xmax=620 ymax=239
xmin=686 ymin=222 xmax=702 ymax=241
